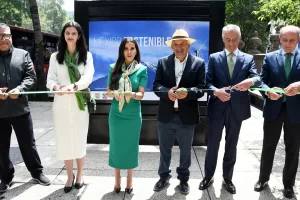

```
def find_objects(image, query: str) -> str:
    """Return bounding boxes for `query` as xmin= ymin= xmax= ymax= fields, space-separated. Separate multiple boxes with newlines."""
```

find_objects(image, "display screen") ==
xmin=88 ymin=21 xmax=210 ymax=100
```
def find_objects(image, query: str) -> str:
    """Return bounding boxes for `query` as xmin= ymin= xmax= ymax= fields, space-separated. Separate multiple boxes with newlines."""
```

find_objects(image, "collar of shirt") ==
xmin=225 ymin=48 xmax=239 ymax=57
xmin=174 ymin=53 xmax=188 ymax=64
xmin=282 ymin=46 xmax=297 ymax=57
xmin=282 ymin=46 xmax=297 ymax=67
xmin=174 ymin=53 xmax=188 ymax=84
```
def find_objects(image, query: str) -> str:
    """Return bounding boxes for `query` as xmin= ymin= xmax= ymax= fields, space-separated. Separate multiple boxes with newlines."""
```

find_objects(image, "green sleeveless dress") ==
xmin=107 ymin=64 xmax=147 ymax=169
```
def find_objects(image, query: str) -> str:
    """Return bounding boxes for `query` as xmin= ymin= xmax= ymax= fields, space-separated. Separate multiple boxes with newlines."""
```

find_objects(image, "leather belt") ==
xmin=174 ymin=108 xmax=179 ymax=112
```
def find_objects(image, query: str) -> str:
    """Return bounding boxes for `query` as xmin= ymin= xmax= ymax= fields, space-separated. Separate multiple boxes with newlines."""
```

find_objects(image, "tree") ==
xmin=0 ymin=0 xmax=30 ymax=26
xmin=225 ymin=0 xmax=269 ymax=52
xmin=22 ymin=0 xmax=68 ymax=35
xmin=253 ymin=0 xmax=300 ymax=28
xmin=29 ymin=0 xmax=47 ymax=101
xmin=43 ymin=0 xmax=67 ymax=34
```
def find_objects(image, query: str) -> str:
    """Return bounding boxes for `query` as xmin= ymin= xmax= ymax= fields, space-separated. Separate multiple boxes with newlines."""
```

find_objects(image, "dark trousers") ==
xmin=205 ymin=106 xmax=242 ymax=180
xmin=157 ymin=113 xmax=196 ymax=181
xmin=259 ymin=103 xmax=300 ymax=188
xmin=0 ymin=113 xmax=43 ymax=182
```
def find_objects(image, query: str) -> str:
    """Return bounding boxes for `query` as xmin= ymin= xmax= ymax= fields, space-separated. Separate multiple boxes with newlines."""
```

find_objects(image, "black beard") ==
xmin=0 ymin=49 xmax=9 ymax=56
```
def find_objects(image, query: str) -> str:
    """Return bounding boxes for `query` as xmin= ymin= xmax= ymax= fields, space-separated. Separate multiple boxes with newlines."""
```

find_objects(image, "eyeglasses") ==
xmin=0 ymin=34 xmax=12 ymax=40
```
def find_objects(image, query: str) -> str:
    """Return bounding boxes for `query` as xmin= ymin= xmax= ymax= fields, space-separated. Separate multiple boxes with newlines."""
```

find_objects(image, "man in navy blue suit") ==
xmin=199 ymin=24 xmax=261 ymax=194
xmin=254 ymin=25 xmax=300 ymax=199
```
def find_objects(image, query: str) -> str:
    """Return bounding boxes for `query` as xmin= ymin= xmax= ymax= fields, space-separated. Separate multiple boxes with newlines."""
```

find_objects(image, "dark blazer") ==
xmin=0 ymin=47 xmax=36 ymax=118
xmin=153 ymin=53 xmax=205 ymax=125
xmin=261 ymin=49 xmax=300 ymax=123
xmin=206 ymin=50 xmax=260 ymax=121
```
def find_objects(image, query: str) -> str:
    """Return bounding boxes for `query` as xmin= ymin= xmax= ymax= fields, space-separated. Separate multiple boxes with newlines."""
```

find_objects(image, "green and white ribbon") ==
xmin=0 ymin=88 xmax=299 ymax=95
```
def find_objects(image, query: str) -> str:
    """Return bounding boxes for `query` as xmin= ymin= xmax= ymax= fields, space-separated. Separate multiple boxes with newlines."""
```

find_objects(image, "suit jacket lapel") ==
xmin=167 ymin=54 xmax=176 ymax=86
xmin=219 ymin=50 xmax=231 ymax=82
xmin=231 ymin=51 xmax=244 ymax=81
xmin=276 ymin=50 xmax=287 ymax=82
xmin=289 ymin=49 xmax=300 ymax=80
xmin=180 ymin=53 xmax=193 ymax=81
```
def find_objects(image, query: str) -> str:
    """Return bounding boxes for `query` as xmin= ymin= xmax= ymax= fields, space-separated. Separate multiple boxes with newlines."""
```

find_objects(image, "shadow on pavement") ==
xmin=0 ymin=182 xmax=34 ymax=200
xmin=40 ymin=187 xmax=80 ymax=200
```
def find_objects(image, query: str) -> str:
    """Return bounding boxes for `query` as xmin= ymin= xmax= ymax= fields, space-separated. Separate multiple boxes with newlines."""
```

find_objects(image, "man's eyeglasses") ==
xmin=0 ymin=34 xmax=12 ymax=40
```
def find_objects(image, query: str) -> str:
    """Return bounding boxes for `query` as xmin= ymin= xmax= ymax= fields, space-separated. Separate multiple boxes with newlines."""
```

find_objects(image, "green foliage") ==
xmin=40 ymin=0 xmax=68 ymax=34
xmin=225 ymin=0 xmax=269 ymax=52
xmin=22 ymin=0 xmax=68 ymax=35
xmin=0 ymin=0 xmax=30 ymax=26
xmin=0 ymin=0 xmax=68 ymax=35
xmin=253 ymin=0 xmax=300 ymax=27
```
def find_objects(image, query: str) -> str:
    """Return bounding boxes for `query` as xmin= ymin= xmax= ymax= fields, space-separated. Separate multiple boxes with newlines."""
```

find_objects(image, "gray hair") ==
xmin=280 ymin=25 xmax=300 ymax=37
xmin=0 ymin=23 xmax=10 ymax=30
xmin=222 ymin=24 xmax=241 ymax=38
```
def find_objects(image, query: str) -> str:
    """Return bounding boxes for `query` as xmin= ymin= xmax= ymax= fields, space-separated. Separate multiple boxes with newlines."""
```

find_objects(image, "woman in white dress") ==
xmin=46 ymin=21 xmax=94 ymax=193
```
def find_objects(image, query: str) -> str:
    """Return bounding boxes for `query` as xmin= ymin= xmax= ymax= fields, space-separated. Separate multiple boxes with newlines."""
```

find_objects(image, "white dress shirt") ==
xmin=225 ymin=48 xmax=239 ymax=64
xmin=174 ymin=54 xmax=188 ymax=108
xmin=282 ymin=46 xmax=297 ymax=68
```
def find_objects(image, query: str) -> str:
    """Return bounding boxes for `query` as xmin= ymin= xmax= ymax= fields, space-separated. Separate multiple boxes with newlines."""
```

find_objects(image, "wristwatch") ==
xmin=132 ymin=92 xmax=136 ymax=99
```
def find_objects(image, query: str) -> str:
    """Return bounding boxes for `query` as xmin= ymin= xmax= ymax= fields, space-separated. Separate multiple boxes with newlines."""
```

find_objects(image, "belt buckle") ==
xmin=174 ymin=108 xmax=179 ymax=112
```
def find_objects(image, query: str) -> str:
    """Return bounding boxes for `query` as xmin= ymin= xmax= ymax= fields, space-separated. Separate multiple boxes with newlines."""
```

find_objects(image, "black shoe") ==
xmin=199 ymin=177 xmax=214 ymax=190
xmin=283 ymin=187 xmax=295 ymax=199
xmin=254 ymin=181 xmax=268 ymax=192
xmin=179 ymin=180 xmax=190 ymax=195
xmin=64 ymin=174 xmax=75 ymax=193
xmin=74 ymin=176 xmax=84 ymax=189
xmin=113 ymin=187 xmax=121 ymax=193
xmin=153 ymin=175 xmax=171 ymax=191
xmin=32 ymin=173 xmax=51 ymax=186
xmin=222 ymin=179 xmax=236 ymax=194
xmin=0 ymin=180 xmax=13 ymax=193
xmin=125 ymin=188 xmax=133 ymax=194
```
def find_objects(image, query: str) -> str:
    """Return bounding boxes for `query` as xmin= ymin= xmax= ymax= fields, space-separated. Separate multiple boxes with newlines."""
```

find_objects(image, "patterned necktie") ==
xmin=284 ymin=53 xmax=293 ymax=79
xmin=283 ymin=53 xmax=293 ymax=102
xmin=227 ymin=53 xmax=235 ymax=78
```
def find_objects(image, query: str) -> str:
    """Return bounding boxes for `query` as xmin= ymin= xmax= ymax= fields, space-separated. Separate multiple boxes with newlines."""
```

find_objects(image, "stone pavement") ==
xmin=0 ymin=102 xmax=299 ymax=200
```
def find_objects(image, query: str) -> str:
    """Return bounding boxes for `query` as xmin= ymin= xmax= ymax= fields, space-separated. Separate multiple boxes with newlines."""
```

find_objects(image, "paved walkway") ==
xmin=0 ymin=102 xmax=299 ymax=200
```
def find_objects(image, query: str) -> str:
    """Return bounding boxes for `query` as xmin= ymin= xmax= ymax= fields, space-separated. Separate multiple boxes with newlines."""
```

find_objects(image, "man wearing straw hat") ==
xmin=153 ymin=29 xmax=206 ymax=195
xmin=0 ymin=23 xmax=50 ymax=193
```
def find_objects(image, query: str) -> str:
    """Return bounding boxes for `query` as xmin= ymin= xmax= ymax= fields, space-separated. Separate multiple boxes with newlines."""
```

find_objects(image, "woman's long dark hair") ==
xmin=56 ymin=21 xmax=88 ymax=65
xmin=109 ymin=38 xmax=141 ymax=90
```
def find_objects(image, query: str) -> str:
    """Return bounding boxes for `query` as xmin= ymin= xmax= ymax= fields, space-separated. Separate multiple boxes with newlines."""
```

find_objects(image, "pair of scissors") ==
xmin=222 ymin=86 xmax=235 ymax=94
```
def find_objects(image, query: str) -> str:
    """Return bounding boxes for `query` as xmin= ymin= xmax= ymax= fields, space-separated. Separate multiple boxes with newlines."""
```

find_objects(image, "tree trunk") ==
xmin=29 ymin=0 xmax=47 ymax=101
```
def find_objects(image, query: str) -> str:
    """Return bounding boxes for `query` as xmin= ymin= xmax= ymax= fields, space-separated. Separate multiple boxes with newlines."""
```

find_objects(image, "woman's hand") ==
xmin=114 ymin=90 xmax=121 ymax=101
xmin=124 ymin=91 xmax=133 ymax=100
xmin=54 ymin=84 xmax=74 ymax=96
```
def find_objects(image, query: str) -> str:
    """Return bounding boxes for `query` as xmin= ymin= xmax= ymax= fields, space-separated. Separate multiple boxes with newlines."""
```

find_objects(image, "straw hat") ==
xmin=165 ymin=29 xmax=196 ymax=46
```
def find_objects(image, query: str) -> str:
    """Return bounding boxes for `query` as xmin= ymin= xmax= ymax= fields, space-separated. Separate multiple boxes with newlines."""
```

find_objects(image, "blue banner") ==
xmin=89 ymin=21 xmax=210 ymax=92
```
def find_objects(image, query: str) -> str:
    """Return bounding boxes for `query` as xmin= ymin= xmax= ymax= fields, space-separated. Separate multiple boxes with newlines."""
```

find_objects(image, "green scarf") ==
xmin=65 ymin=50 xmax=94 ymax=111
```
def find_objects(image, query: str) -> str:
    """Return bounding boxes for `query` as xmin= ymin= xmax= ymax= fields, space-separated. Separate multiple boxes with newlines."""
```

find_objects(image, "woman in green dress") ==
xmin=106 ymin=38 xmax=147 ymax=194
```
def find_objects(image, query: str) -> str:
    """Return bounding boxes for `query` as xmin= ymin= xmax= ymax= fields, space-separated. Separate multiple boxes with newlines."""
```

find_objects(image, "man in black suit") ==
xmin=0 ymin=23 xmax=50 ymax=193
xmin=152 ymin=29 xmax=205 ymax=195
